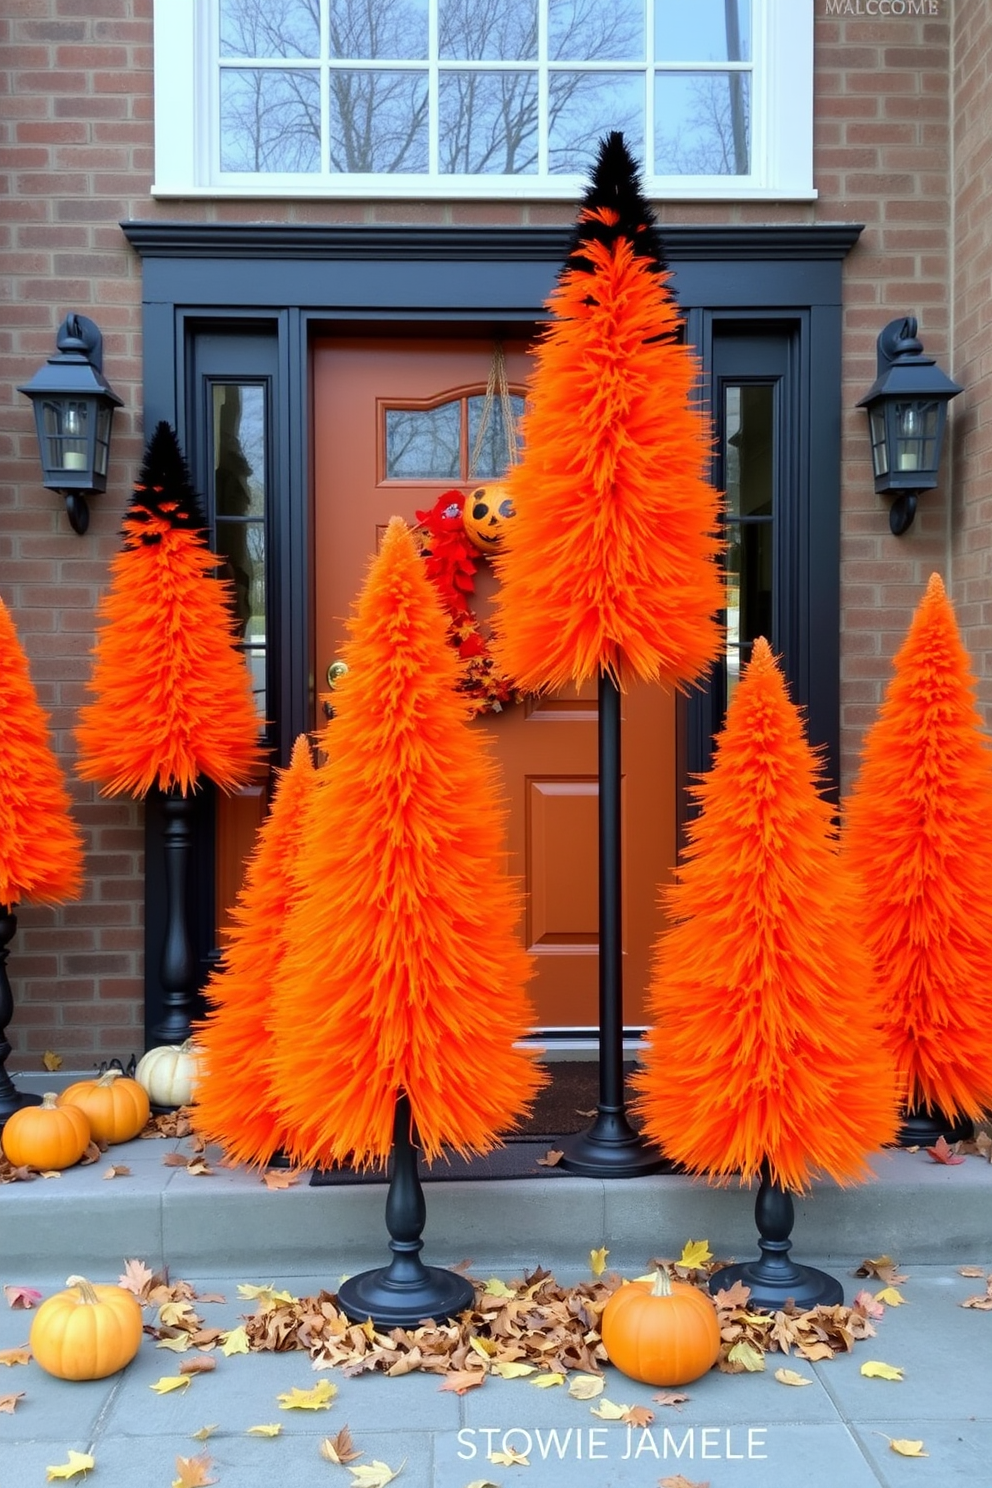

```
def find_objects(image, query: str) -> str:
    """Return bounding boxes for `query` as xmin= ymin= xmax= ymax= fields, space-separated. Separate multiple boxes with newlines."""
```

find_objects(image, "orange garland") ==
xmin=633 ymin=639 xmax=899 ymax=1191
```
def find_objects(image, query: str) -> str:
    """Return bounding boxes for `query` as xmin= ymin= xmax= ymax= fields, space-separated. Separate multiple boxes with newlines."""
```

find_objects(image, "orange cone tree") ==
xmin=491 ymin=131 xmax=723 ymax=693
xmin=270 ymin=517 xmax=544 ymax=1170
xmin=75 ymin=422 xmax=262 ymax=798
xmin=842 ymin=572 xmax=992 ymax=1123
xmin=193 ymin=735 xmax=320 ymax=1168
xmin=633 ymin=638 xmax=899 ymax=1192
xmin=1 ymin=595 xmax=84 ymax=909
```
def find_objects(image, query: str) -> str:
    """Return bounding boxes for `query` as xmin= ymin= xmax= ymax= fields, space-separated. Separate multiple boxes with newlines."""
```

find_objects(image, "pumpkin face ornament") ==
xmin=462 ymin=483 xmax=515 ymax=554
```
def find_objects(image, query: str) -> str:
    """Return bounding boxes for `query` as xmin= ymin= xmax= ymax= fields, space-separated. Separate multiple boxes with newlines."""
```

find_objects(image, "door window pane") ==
xmin=724 ymin=382 xmax=773 ymax=701
xmin=212 ymin=383 xmax=267 ymax=717
xmin=385 ymin=403 xmax=461 ymax=478
xmin=468 ymin=392 xmax=525 ymax=476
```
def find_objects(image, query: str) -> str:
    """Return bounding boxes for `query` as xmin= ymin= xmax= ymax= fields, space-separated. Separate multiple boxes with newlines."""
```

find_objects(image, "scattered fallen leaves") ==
xmin=925 ymin=1135 xmax=966 ymax=1165
xmin=536 ymin=1148 xmax=563 ymax=1166
xmin=219 ymin=1326 xmax=250 ymax=1356
xmin=589 ymin=1247 xmax=609 ymax=1277
xmin=725 ymin=1340 xmax=765 ymax=1373
xmin=439 ymin=1370 xmax=486 ymax=1394
xmin=530 ymin=1371 xmax=565 ymax=1388
xmin=0 ymin=1392 xmax=25 ymax=1413
xmin=78 ymin=1142 xmax=102 ymax=1166
xmin=874 ymin=1287 xmax=907 ymax=1307
xmin=103 ymin=1164 xmax=131 ymax=1179
xmin=660 ymin=1477 xmax=709 ymax=1488
xmin=653 ymin=1392 xmax=690 ymax=1408
xmin=346 ymin=1461 xmax=404 ymax=1486
xmin=171 ymin=1453 xmax=217 ymax=1487
xmin=590 ymin=1398 xmax=630 ymax=1420
xmin=277 ymin=1378 xmax=337 ymax=1410
xmin=567 ymin=1373 xmax=604 ymax=1399
xmin=855 ymin=1255 xmax=908 ymax=1285
xmin=246 ymin=1423 xmax=282 ymax=1437
xmin=483 ymin=1277 xmax=515 ymax=1298
xmin=958 ymin=1266 xmax=986 ymax=1277
xmin=624 ymin=1404 xmax=654 ymax=1427
xmin=118 ymin=1257 xmax=156 ymax=1298
xmin=491 ymin=1361 xmax=535 ymax=1380
xmin=190 ymin=1426 xmax=218 ymax=1442
xmin=150 ymin=1374 xmax=193 ymax=1394
xmin=860 ymin=1360 xmax=904 ymax=1381
xmin=46 ymin=1451 xmax=95 ymax=1481
xmin=0 ymin=1347 xmax=31 ymax=1367
xmin=489 ymin=1446 xmax=529 ymax=1466
xmin=678 ymin=1239 xmax=713 ymax=1270
xmin=4 ymin=1285 xmax=42 ymax=1309
xmin=774 ymin=1368 xmax=812 ymax=1387
xmin=179 ymin=1357 xmax=217 ymax=1376
xmin=886 ymin=1438 xmax=928 ymax=1458
xmin=237 ymin=1283 xmax=298 ymax=1307
xmin=852 ymin=1290 xmax=885 ymax=1319
xmin=261 ymin=1168 xmax=299 ymax=1189
xmin=961 ymin=1276 xmax=992 ymax=1311
xmin=42 ymin=1050 xmax=63 ymax=1071
xmin=321 ymin=1426 xmax=362 ymax=1464
xmin=0 ymin=1158 xmax=37 ymax=1184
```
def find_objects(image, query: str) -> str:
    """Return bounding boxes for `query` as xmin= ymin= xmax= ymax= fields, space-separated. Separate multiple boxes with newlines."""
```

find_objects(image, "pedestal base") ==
xmin=895 ymin=1107 xmax=973 ymax=1148
xmin=336 ymin=1265 xmax=475 ymax=1329
xmin=559 ymin=1111 xmax=669 ymax=1178
xmin=0 ymin=1086 xmax=43 ymax=1129
xmin=709 ymin=1258 xmax=843 ymax=1312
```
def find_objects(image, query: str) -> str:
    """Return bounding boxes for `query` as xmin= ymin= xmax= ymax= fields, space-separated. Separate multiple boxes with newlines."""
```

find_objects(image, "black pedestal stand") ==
xmin=708 ymin=1164 xmax=843 ymax=1311
xmin=560 ymin=674 xmax=666 ymax=1178
xmin=895 ymin=1105 xmax=973 ymax=1148
xmin=151 ymin=786 xmax=196 ymax=1045
xmin=0 ymin=906 xmax=43 ymax=1127
xmin=336 ymin=1094 xmax=476 ymax=1328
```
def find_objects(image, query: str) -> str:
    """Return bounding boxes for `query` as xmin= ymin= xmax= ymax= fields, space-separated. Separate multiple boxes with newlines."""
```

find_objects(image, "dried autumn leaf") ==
xmin=960 ymin=1293 xmax=992 ymax=1310
xmin=925 ymin=1135 xmax=966 ymax=1165
xmin=465 ymin=1482 xmax=501 ymax=1488
xmin=589 ymin=1246 xmax=609 ymax=1277
xmin=46 ymin=1451 xmax=95 ymax=1481
xmin=653 ymin=1392 xmax=690 ymax=1409
xmin=958 ymin=1266 xmax=986 ymax=1278
xmin=321 ymin=1426 xmax=362 ymax=1464
xmin=172 ymin=1453 xmax=217 ymax=1488
xmin=860 ymin=1360 xmax=904 ymax=1381
xmin=42 ymin=1050 xmax=63 ymax=1071
xmin=150 ymin=1375 xmax=193 ymax=1394
xmin=0 ymin=1348 xmax=31 ymax=1367
xmin=726 ymin=1340 xmax=765 ymax=1372
xmin=185 ymin=1157 xmax=214 ymax=1176
xmin=483 ymin=1277 xmax=516 ymax=1297
xmin=346 ymin=1460 xmax=404 ymax=1487
xmin=855 ymin=1256 xmax=907 ymax=1285
xmin=887 ymin=1438 xmax=928 ymax=1457
xmin=678 ymin=1239 xmax=713 ymax=1270
xmin=567 ymin=1373 xmax=605 ymax=1400
xmin=261 ymin=1168 xmax=299 ymax=1189
xmin=4 ymin=1284 xmax=42 ymax=1309
xmin=0 ymin=1392 xmax=25 ymax=1413
xmin=103 ymin=1164 xmax=132 ymax=1179
xmin=874 ymin=1287 xmax=907 ymax=1307
xmin=489 ymin=1447 xmax=529 ymax=1466
xmin=246 ymin=1424 xmax=282 ymax=1437
xmin=624 ymin=1405 xmax=654 ymax=1427
xmin=157 ymin=1334 xmax=193 ymax=1354
xmin=590 ymin=1399 xmax=630 ymax=1420
xmin=853 ymin=1289 xmax=885 ymax=1319
xmin=438 ymin=1370 xmax=486 ymax=1394
xmin=491 ymin=1361 xmax=535 ymax=1379
xmin=219 ymin=1326 xmax=250 ymax=1356
xmin=119 ymin=1258 xmax=156 ymax=1297
xmin=536 ymin=1148 xmax=563 ymax=1166
xmin=469 ymin=1335 xmax=496 ymax=1360
xmin=190 ymin=1426 xmax=218 ymax=1442
xmin=237 ymin=1284 xmax=298 ymax=1307
xmin=531 ymin=1371 xmax=565 ymax=1388
xmin=277 ymin=1378 xmax=337 ymax=1410
xmin=660 ymin=1477 xmax=710 ymax=1488
xmin=179 ymin=1357 xmax=217 ymax=1376
xmin=774 ymin=1368 xmax=812 ymax=1387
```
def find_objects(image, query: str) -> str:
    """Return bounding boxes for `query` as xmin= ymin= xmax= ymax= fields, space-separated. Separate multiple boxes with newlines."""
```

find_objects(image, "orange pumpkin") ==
xmin=58 ymin=1070 xmax=150 ymax=1145
xmin=30 ymin=1275 xmax=143 ymax=1380
xmin=600 ymin=1269 xmax=722 ymax=1386
xmin=1 ymin=1092 xmax=91 ymax=1170
xmin=462 ymin=483 xmax=515 ymax=554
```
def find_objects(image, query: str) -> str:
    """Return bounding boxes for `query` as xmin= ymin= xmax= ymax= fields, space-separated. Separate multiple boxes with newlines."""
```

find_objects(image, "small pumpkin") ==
xmin=58 ymin=1070 xmax=150 ymax=1145
xmin=1 ymin=1092 xmax=91 ymax=1170
xmin=600 ymin=1268 xmax=722 ymax=1386
xmin=30 ymin=1275 xmax=143 ymax=1380
xmin=462 ymin=482 xmax=515 ymax=553
xmin=134 ymin=1039 xmax=201 ymax=1108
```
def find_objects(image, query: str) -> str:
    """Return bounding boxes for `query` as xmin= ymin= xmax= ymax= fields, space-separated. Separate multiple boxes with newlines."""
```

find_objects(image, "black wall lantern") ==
xmin=18 ymin=313 xmax=124 ymax=535
xmin=857 ymin=317 xmax=961 ymax=536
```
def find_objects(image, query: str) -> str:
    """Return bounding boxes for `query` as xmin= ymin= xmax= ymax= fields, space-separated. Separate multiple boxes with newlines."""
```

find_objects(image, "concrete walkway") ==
xmin=1 ymin=1126 xmax=990 ymax=1487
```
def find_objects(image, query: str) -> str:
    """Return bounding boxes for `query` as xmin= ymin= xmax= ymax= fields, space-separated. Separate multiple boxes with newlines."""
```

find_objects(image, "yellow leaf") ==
xmin=589 ymin=1246 xmax=609 ymax=1277
xmin=530 ymin=1371 xmax=565 ymax=1388
xmin=346 ymin=1460 xmax=405 ymax=1486
xmin=483 ymin=1277 xmax=516 ymax=1297
xmin=465 ymin=1482 xmax=501 ymax=1488
xmin=190 ymin=1426 xmax=218 ymax=1442
xmin=157 ymin=1334 xmax=192 ymax=1354
xmin=888 ymin=1438 xmax=928 ymax=1457
xmin=678 ymin=1239 xmax=713 ymax=1269
xmin=219 ymin=1326 xmax=250 ymax=1356
xmin=236 ymin=1284 xmax=297 ymax=1307
xmin=874 ymin=1287 xmax=908 ymax=1306
xmin=46 ymin=1451 xmax=95 ymax=1481
xmin=469 ymin=1335 xmax=497 ymax=1359
xmin=490 ymin=1361 xmax=535 ymax=1379
xmin=150 ymin=1375 xmax=193 ymax=1394
xmin=159 ymin=1301 xmax=196 ymax=1327
xmin=489 ymin=1447 xmax=529 ymax=1466
xmin=277 ymin=1378 xmax=337 ymax=1410
xmin=567 ymin=1373 xmax=605 ymax=1400
xmin=860 ymin=1360 xmax=904 ymax=1381
xmin=727 ymin=1340 xmax=765 ymax=1372
xmin=320 ymin=1426 xmax=362 ymax=1464
xmin=102 ymin=1164 xmax=131 ymax=1179
xmin=774 ymin=1368 xmax=812 ymax=1387
xmin=590 ymin=1398 xmax=630 ymax=1420
xmin=171 ymin=1453 xmax=217 ymax=1488
xmin=246 ymin=1424 xmax=282 ymax=1437
xmin=42 ymin=1050 xmax=63 ymax=1071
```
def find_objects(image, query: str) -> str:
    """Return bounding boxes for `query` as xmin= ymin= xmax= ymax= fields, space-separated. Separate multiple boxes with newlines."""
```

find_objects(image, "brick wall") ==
xmin=0 ymin=1 xmax=969 ymax=1065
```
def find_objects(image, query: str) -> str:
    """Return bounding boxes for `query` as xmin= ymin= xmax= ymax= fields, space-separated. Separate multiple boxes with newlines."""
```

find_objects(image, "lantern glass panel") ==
xmin=94 ymin=403 xmax=113 ymax=478
xmin=894 ymin=399 xmax=939 ymax=475
xmin=42 ymin=398 xmax=91 ymax=473
xmin=868 ymin=404 xmax=888 ymax=477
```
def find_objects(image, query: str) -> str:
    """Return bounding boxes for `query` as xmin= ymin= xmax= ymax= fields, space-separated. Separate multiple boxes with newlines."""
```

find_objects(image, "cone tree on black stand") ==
xmin=0 ymin=596 xmax=84 ymax=1125
xmin=491 ymin=133 xmax=725 ymax=1177
xmin=843 ymin=574 xmax=992 ymax=1146
xmin=76 ymin=424 xmax=262 ymax=1045
xmin=633 ymin=641 xmax=900 ymax=1308
xmin=268 ymin=520 xmax=544 ymax=1325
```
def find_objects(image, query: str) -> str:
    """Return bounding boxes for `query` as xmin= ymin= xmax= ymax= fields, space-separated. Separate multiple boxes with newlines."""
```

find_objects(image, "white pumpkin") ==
xmin=134 ymin=1040 xmax=200 ymax=1108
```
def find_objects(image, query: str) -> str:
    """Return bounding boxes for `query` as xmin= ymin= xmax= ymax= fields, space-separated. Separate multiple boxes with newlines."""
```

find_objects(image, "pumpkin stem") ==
xmin=96 ymin=1070 xmax=122 ymax=1087
xmin=649 ymin=1268 xmax=673 ymax=1297
xmin=40 ymin=1092 xmax=60 ymax=1110
xmin=65 ymin=1276 xmax=101 ymax=1305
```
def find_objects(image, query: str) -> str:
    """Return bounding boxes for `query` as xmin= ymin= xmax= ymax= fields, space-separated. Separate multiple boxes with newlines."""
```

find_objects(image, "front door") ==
xmin=312 ymin=333 xmax=676 ymax=1031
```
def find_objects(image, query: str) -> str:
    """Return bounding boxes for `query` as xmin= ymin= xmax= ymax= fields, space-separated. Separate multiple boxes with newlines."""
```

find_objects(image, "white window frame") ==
xmin=152 ymin=0 xmax=814 ymax=201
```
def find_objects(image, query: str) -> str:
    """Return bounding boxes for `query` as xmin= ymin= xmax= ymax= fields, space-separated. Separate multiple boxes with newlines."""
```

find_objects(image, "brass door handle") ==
xmin=323 ymin=660 xmax=349 ymax=719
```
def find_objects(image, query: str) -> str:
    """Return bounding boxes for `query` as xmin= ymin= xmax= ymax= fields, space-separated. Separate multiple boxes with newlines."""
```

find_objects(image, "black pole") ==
xmin=708 ymin=1160 xmax=843 ymax=1311
xmin=151 ymin=786 xmax=196 ymax=1044
xmin=336 ymin=1092 xmax=476 ymax=1328
xmin=560 ymin=672 xmax=666 ymax=1176
xmin=0 ymin=906 xmax=42 ymax=1127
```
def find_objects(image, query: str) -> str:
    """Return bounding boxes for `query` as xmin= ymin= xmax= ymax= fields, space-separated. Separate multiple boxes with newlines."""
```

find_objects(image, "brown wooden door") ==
xmin=312 ymin=334 xmax=675 ymax=1030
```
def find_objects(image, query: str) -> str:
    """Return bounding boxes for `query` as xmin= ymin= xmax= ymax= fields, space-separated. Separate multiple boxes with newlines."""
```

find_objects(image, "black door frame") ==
xmin=122 ymin=221 xmax=862 ymax=1043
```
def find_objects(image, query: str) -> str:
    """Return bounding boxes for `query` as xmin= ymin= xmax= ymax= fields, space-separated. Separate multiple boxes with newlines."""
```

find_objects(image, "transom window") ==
xmin=153 ymin=0 xmax=814 ymax=199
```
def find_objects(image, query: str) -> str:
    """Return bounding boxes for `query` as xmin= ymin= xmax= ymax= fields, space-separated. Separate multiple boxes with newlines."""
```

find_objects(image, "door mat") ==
xmin=309 ymin=1062 xmax=643 ymax=1185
